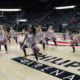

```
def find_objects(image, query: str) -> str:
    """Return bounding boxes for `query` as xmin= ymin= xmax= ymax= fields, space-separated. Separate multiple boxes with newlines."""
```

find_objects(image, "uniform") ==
xmin=19 ymin=34 xmax=27 ymax=49
xmin=0 ymin=30 xmax=8 ymax=52
xmin=20 ymin=32 xmax=40 ymax=59
xmin=46 ymin=30 xmax=57 ymax=46
xmin=35 ymin=32 xmax=42 ymax=43
xmin=20 ymin=33 xmax=35 ymax=49
xmin=63 ymin=31 xmax=73 ymax=40
xmin=71 ymin=39 xmax=79 ymax=52
xmin=9 ymin=29 xmax=17 ymax=43
xmin=0 ymin=30 xmax=7 ymax=45
xmin=10 ymin=29 xmax=17 ymax=38
xmin=27 ymin=33 xmax=35 ymax=47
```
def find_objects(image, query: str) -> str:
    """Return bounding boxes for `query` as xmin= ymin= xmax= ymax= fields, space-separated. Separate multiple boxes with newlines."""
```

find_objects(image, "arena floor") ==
xmin=0 ymin=33 xmax=80 ymax=80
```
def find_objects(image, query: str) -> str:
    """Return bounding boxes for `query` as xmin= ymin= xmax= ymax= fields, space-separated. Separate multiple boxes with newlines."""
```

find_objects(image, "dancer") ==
xmin=20 ymin=26 xmax=40 ymax=61
xmin=63 ymin=29 xmax=73 ymax=40
xmin=46 ymin=25 xmax=57 ymax=46
xmin=8 ymin=27 xmax=18 ymax=43
xmin=35 ymin=25 xmax=45 ymax=50
xmin=71 ymin=36 xmax=79 ymax=52
xmin=0 ymin=25 xmax=8 ymax=53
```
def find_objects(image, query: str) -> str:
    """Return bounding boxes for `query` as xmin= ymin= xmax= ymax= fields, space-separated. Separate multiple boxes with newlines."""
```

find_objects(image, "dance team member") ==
xmin=46 ymin=25 xmax=57 ymax=46
xmin=0 ymin=25 xmax=8 ymax=53
xmin=63 ymin=29 xmax=73 ymax=40
xmin=20 ymin=26 xmax=40 ymax=61
xmin=8 ymin=27 xmax=18 ymax=43
xmin=71 ymin=36 xmax=79 ymax=52
xmin=35 ymin=25 xmax=46 ymax=50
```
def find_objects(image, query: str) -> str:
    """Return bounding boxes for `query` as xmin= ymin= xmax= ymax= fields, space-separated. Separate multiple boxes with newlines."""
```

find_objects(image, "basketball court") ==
xmin=0 ymin=0 xmax=80 ymax=80
xmin=0 ymin=33 xmax=80 ymax=80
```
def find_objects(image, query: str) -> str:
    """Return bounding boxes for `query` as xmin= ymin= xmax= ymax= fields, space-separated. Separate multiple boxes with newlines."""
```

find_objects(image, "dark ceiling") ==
xmin=0 ymin=0 xmax=80 ymax=8
xmin=0 ymin=0 xmax=80 ymax=25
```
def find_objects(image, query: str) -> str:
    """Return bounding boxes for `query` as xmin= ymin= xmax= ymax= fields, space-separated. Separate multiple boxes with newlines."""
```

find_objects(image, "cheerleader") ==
xmin=46 ymin=25 xmax=57 ymax=46
xmin=8 ymin=27 xmax=18 ymax=43
xmin=71 ymin=36 xmax=79 ymax=52
xmin=19 ymin=31 xmax=27 ymax=56
xmin=63 ymin=29 xmax=73 ymax=40
xmin=21 ymin=26 xmax=40 ymax=61
xmin=19 ymin=27 xmax=33 ymax=57
xmin=0 ymin=25 xmax=8 ymax=53
xmin=35 ymin=25 xmax=45 ymax=50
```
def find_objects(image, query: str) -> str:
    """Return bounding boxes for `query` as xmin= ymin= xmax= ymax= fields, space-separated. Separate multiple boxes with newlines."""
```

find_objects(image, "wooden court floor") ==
xmin=0 ymin=34 xmax=80 ymax=80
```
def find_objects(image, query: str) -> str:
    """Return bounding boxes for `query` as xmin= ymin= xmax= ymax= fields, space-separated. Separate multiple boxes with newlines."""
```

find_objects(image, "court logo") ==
xmin=13 ymin=57 xmax=80 ymax=80
xmin=31 ymin=53 xmax=80 ymax=71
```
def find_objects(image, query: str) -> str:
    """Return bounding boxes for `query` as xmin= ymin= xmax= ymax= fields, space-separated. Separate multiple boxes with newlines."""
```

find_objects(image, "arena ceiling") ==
xmin=0 ymin=0 xmax=80 ymax=25
xmin=0 ymin=0 xmax=80 ymax=9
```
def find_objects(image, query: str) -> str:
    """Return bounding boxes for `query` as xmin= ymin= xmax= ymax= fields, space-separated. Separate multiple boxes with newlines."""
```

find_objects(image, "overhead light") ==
xmin=54 ymin=5 xmax=76 ymax=10
xmin=0 ymin=9 xmax=21 ymax=12
xmin=18 ymin=19 xmax=27 ymax=22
